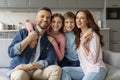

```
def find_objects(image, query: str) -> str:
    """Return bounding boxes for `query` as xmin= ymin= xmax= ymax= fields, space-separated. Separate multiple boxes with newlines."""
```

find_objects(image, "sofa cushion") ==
xmin=0 ymin=76 xmax=9 ymax=80
xmin=103 ymin=49 xmax=120 ymax=69
xmin=0 ymin=68 xmax=9 ymax=80
xmin=0 ymin=68 xmax=8 ymax=77
xmin=0 ymin=39 xmax=12 ymax=68
xmin=105 ymin=64 xmax=120 ymax=80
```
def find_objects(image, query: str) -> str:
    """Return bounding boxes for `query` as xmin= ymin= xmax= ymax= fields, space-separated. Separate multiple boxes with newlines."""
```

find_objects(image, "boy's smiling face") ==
xmin=64 ymin=18 xmax=75 ymax=32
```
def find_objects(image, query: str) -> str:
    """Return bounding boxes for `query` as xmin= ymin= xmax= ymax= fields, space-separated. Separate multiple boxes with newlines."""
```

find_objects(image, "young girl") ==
xmin=61 ymin=9 xmax=107 ymax=80
xmin=47 ymin=13 xmax=65 ymax=61
xmin=25 ymin=13 xmax=65 ymax=62
xmin=58 ymin=12 xmax=80 ymax=67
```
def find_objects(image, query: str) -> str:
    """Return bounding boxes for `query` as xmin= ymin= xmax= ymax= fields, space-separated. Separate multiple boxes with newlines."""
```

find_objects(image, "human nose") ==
xmin=56 ymin=22 xmax=59 ymax=25
xmin=43 ymin=17 xmax=47 ymax=21
xmin=76 ymin=18 xmax=80 ymax=23
xmin=68 ymin=22 xmax=71 ymax=26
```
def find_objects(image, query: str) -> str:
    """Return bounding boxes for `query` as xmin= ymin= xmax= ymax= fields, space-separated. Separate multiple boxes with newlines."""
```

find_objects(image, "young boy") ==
xmin=58 ymin=12 xmax=80 ymax=67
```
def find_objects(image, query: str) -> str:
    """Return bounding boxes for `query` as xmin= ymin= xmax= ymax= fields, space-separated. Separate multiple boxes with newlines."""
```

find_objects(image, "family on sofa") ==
xmin=0 ymin=7 xmax=120 ymax=80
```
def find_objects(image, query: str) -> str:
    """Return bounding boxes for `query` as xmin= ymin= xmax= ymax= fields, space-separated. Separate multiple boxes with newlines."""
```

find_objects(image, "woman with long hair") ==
xmin=61 ymin=9 xmax=107 ymax=80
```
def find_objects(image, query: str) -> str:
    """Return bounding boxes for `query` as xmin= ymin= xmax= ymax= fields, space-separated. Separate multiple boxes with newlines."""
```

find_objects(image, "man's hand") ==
xmin=29 ymin=40 xmax=37 ymax=49
xmin=28 ymin=31 xmax=38 ymax=41
xmin=20 ymin=31 xmax=38 ymax=52
xmin=13 ymin=64 xmax=28 ymax=71
xmin=28 ymin=31 xmax=38 ymax=49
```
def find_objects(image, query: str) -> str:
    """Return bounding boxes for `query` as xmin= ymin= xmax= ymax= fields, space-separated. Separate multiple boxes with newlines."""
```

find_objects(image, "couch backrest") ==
xmin=103 ymin=49 xmax=120 ymax=69
xmin=0 ymin=39 xmax=12 ymax=68
xmin=1 ymin=39 xmax=120 ymax=69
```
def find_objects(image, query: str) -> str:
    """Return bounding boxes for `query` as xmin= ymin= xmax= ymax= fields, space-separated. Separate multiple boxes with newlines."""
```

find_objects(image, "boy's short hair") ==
xmin=64 ymin=12 xmax=75 ymax=19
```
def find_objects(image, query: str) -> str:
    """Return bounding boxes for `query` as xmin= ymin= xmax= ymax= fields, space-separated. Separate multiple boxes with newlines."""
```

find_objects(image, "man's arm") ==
xmin=8 ymin=29 xmax=38 ymax=58
xmin=21 ymin=42 xmax=56 ymax=70
xmin=20 ymin=31 xmax=38 ymax=52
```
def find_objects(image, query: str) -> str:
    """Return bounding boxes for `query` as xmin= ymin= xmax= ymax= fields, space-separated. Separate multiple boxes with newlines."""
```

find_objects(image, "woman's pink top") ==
xmin=77 ymin=32 xmax=107 ymax=75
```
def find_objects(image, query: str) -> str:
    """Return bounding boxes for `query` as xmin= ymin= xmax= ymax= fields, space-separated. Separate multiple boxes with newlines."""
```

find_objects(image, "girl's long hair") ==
xmin=75 ymin=9 xmax=104 ymax=49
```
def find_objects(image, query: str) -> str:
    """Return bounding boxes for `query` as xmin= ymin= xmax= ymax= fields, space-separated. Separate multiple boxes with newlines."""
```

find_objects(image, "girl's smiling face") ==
xmin=51 ymin=16 xmax=63 ymax=32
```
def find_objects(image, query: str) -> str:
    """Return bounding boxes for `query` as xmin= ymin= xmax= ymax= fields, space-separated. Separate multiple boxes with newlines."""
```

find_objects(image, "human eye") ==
xmin=52 ymin=20 xmax=55 ymax=23
xmin=70 ymin=20 xmax=74 ymax=23
xmin=58 ymin=20 xmax=62 ymax=23
xmin=47 ymin=16 xmax=50 ymax=19
xmin=65 ymin=21 xmax=68 ymax=24
xmin=40 ymin=15 xmax=44 ymax=18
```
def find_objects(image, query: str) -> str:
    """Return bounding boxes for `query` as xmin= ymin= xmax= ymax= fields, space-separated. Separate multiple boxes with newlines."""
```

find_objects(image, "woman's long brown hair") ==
xmin=75 ymin=9 xmax=104 ymax=49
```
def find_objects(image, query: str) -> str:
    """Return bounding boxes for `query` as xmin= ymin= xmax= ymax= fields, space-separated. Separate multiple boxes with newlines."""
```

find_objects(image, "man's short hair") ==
xmin=38 ymin=7 xmax=52 ymax=15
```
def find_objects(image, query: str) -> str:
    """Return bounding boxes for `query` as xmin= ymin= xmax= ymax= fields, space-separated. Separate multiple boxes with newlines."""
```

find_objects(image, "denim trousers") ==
xmin=61 ymin=67 xmax=107 ymax=80
xmin=58 ymin=57 xmax=80 ymax=67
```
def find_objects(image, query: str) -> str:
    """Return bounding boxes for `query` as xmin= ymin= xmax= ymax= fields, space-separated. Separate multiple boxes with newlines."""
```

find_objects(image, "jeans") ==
xmin=58 ymin=57 xmax=80 ymax=67
xmin=61 ymin=67 xmax=107 ymax=80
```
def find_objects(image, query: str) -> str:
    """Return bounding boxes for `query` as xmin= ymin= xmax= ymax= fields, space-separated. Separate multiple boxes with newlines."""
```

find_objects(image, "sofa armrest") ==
xmin=0 ymin=39 xmax=12 ymax=68
xmin=103 ymin=49 xmax=120 ymax=69
xmin=105 ymin=63 xmax=120 ymax=80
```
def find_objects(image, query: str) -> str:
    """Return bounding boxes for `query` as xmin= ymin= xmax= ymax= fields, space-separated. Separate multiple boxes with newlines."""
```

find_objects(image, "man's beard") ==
xmin=38 ymin=22 xmax=48 ymax=29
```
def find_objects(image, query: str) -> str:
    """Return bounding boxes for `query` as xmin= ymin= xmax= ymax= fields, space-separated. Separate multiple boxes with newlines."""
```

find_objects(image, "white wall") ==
xmin=0 ymin=11 xmax=36 ymax=29
xmin=0 ymin=9 xmax=102 ymax=29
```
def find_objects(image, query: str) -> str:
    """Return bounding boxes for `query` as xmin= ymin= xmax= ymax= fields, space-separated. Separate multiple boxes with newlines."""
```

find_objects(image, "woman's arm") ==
xmin=81 ymin=32 xmax=101 ymax=64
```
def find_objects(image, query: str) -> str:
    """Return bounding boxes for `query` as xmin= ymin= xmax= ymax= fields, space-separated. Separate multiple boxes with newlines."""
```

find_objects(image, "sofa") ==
xmin=0 ymin=39 xmax=12 ymax=80
xmin=0 ymin=39 xmax=120 ymax=80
